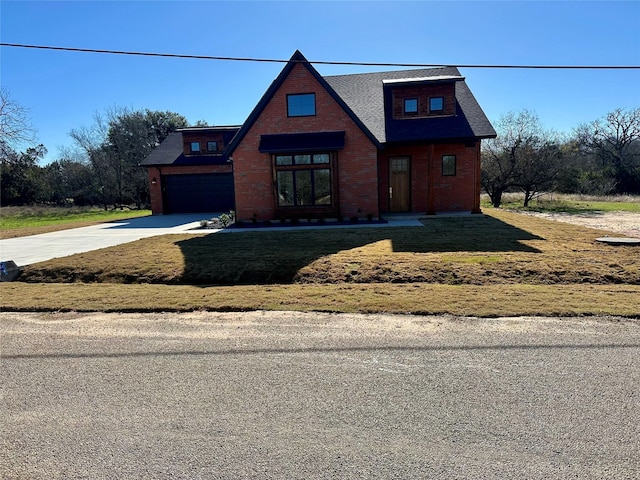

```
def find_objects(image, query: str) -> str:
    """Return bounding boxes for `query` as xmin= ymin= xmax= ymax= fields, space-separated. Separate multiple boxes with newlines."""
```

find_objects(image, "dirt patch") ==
xmin=518 ymin=211 xmax=640 ymax=238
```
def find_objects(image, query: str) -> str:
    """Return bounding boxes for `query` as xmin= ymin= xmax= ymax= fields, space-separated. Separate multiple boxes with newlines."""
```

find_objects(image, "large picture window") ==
xmin=287 ymin=93 xmax=316 ymax=117
xmin=275 ymin=152 xmax=332 ymax=207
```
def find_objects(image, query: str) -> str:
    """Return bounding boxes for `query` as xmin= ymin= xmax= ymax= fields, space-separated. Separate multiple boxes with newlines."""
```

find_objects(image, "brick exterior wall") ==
xmin=232 ymin=63 xmax=379 ymax=222
xmin=379 ymin=141 xmax=481 ymax=214
xmin=147 ymin=164 xmax=233 ymax=215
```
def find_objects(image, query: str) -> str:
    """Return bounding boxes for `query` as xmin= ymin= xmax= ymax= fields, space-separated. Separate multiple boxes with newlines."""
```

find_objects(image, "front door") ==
xmin=389 ymin=157 xmax=410 ymax=212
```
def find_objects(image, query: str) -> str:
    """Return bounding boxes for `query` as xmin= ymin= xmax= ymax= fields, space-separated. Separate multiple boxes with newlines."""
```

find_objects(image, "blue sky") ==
xmin=1 ymin=0 xmax=639 ymax=164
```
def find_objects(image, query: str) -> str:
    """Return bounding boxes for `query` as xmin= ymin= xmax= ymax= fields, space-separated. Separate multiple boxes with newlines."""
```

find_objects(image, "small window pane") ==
xmin=294 ymin=154 xmax=311 ymax=165
xmin=404 ymin=98 xmax=418 ymax=114
xmin=314 ymin=169 xmax=331 ymax=205
xmin=207 ymin=141 xmax=218 ymax=152
xmin=442 ymin=155 xmax=456 ymax=176
xmin=287 ymin=93 xmax=316 ymax=117
xmin=190 ymin=142 xmax=200 ymax=153
xmin=277 ymin=171 xmax=294 ymax=206
xmin=295 ymin=171 xmax=313 ymax=206
xmin=276 ymin=155 xmax=293 ymax=165
xmin=313 ymin=153 xmax=330 ymax=164
xmin=391 ymin=157 xmax=408 ymax=173
xmin=430 ymin=97 xmax=444 ymax=112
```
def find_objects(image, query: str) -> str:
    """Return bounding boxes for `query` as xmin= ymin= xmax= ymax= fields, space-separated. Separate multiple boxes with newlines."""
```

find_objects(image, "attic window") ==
xmin=207 ymin=141 xmax=218 ymax=152
xmin=190 ymin=142 xmax=201 ymax=153
xmin=287 ymin=93 xmax=316 ymax=117
xmin=430 ymin=97 xmax=444 ymax=113
xmin=404 ymin=98 xmax=418 ymax=114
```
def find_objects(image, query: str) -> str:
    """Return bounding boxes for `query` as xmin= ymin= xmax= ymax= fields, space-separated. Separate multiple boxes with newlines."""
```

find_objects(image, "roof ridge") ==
xmin=323 ymin=65 xmax=458 ymax=79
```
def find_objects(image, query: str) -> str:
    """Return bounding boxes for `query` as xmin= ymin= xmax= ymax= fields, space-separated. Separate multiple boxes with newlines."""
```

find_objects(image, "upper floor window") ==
xmin=404 ymin=98 xmax=418 ymax=114
xmin=207 ymin=141 xmax=218 ymax=152
xmin=430 ymin=97 xmax=444 ymax=113
xmin=190 ymin=142 xmax=201 ymax=153
xmin=287 ymin=93 xmax=316 ymax=117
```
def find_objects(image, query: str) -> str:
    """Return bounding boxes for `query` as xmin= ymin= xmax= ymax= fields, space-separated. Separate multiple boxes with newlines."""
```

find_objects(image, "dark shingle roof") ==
xmin=141 ymin=128 xmax=240 ymax=166
xmin=140 ymin=132 xmax=183 ymax=166
xmin=325 ymin=67 xmax=496 ymax=143
xmin=144 ymin=54 xmax=496 ymax=168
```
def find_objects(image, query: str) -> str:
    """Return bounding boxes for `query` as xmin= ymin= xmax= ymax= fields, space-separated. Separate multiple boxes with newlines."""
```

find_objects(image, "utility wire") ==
xmin=1 ymin=43 xmax=639 ymax=69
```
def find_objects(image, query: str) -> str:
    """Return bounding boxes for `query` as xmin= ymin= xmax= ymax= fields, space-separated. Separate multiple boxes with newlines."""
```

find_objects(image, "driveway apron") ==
xmin=0 ymin=214 xmax=217 ymax=266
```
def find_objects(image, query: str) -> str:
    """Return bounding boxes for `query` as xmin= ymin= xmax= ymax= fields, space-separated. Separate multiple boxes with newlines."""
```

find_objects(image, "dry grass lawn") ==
xmin=4 ymin=209 xmax=639 ymax=316
xmin=19 ymin=209 xmax=640 ymax=286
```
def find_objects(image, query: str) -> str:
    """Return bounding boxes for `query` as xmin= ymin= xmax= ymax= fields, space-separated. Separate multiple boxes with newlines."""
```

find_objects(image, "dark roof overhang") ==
xmin=259 ymin=131 xmax=345 ymax=153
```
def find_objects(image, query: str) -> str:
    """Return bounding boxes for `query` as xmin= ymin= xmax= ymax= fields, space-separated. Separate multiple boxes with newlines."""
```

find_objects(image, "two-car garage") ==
xmin=162 ymin=173 xmax=235 ymax=214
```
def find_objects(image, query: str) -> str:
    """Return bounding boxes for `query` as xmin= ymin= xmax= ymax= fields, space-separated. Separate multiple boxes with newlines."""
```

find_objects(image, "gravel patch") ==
xmin=517 ymin=211 xmax=640 ymax=238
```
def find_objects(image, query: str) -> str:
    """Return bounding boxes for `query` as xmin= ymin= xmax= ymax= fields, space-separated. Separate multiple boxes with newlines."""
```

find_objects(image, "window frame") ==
xmin=442 ymin=155 xmax=456 ymax=176
xmin=287 ymin=93 xmax=316 ymax=117
xmin=207 ymin=141 xmax=218 ymax=153
xmin=429 ymin=96 xmax=445 ymax=113
xmin=190 ymin=141 xmax=201 ymax=153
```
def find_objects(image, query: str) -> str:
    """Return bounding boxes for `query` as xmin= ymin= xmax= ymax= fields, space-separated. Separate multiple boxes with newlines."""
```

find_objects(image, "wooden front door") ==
xmin=389 ymin=157 xmax=410 ymax=212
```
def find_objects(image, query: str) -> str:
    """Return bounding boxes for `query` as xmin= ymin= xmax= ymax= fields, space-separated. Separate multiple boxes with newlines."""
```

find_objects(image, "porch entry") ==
xmin=389 ymin=156 xmax=410 ymax=212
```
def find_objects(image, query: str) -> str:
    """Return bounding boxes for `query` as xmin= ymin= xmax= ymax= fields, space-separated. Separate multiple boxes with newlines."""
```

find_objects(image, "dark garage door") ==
xmin=163 ymin=173 xmax=235 ymax=214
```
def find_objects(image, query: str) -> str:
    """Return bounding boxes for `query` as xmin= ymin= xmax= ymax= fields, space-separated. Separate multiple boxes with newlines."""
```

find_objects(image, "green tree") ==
xmin=0 ymin=144 xmax=48 ymax=205
xmin=70 ymin=108 xmax=188 ymax=209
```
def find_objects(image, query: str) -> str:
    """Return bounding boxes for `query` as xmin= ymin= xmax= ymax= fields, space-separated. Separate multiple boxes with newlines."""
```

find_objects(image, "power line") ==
xmin=1 ymin=43 xmax=639 ymax=69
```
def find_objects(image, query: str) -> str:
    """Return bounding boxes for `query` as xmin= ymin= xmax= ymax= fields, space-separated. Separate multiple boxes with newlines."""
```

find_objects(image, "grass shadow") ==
xmin=175 ymin=215 xmax=543 ymax=285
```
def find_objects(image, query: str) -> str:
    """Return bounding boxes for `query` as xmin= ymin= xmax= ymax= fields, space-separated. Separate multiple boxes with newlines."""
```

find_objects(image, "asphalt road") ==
xmin=1 ymin=311 xmax=639 ymax=479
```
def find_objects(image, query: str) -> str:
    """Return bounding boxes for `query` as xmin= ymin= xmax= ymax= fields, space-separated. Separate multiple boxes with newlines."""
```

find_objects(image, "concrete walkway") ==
xmin=0 ymin=213 xmax=426 ymax=267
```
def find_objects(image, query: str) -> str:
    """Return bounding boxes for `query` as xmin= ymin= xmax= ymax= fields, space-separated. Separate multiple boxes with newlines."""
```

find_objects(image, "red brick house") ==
xmin=143 ymin=50 xmax=495 ymax=219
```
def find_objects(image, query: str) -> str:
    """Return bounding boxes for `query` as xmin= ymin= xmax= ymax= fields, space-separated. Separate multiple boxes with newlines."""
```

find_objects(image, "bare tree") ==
xmin=0 ymin=87 xmax=37 ymax=158
xmin=575 ymin=108 xmax=640 ymax=193
xmin=482 ymin=110 xmax=561 ymax=207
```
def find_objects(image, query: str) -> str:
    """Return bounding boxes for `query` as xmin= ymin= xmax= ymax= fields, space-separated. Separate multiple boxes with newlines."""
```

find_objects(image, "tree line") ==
xmin=481 ymin=108 xmax=640 ymax=207
xmin=1 ymin=86 xmax=639 ymax=209
xmin=1 ymin=88 xmax=189 ymax=208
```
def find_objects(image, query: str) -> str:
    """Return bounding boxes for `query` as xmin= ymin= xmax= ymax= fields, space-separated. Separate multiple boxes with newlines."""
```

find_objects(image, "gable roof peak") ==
xmin=227 ymin=49 xmax=381 ymax=154
xmin=290 ymin=50 xmax=308 ymax=63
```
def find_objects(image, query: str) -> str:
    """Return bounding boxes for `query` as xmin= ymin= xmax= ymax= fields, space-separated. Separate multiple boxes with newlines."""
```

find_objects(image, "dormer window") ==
xmin=404 ymin=98 xmax=418 ymax=114
xmin=430 ymin=97 xmax=444 ymax=113
xmin=207 ymin=141 xmax=218 ymax=152
xmin=190 ymin=142 xmax=201 ymax=153
xmin=287 ymin=93 xmax=316 ymax=117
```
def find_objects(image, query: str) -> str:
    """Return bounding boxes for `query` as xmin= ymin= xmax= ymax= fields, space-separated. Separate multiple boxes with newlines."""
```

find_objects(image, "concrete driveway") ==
xmin=0 ymin=213 xmax=218 ymax=266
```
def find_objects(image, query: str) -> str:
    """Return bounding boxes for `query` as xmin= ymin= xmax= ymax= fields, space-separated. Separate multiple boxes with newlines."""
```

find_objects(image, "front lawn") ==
xmin=4 ymin=209 xmax=639 ymax=317
xmin=0 ymin=206 xmax=151 ymax=239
